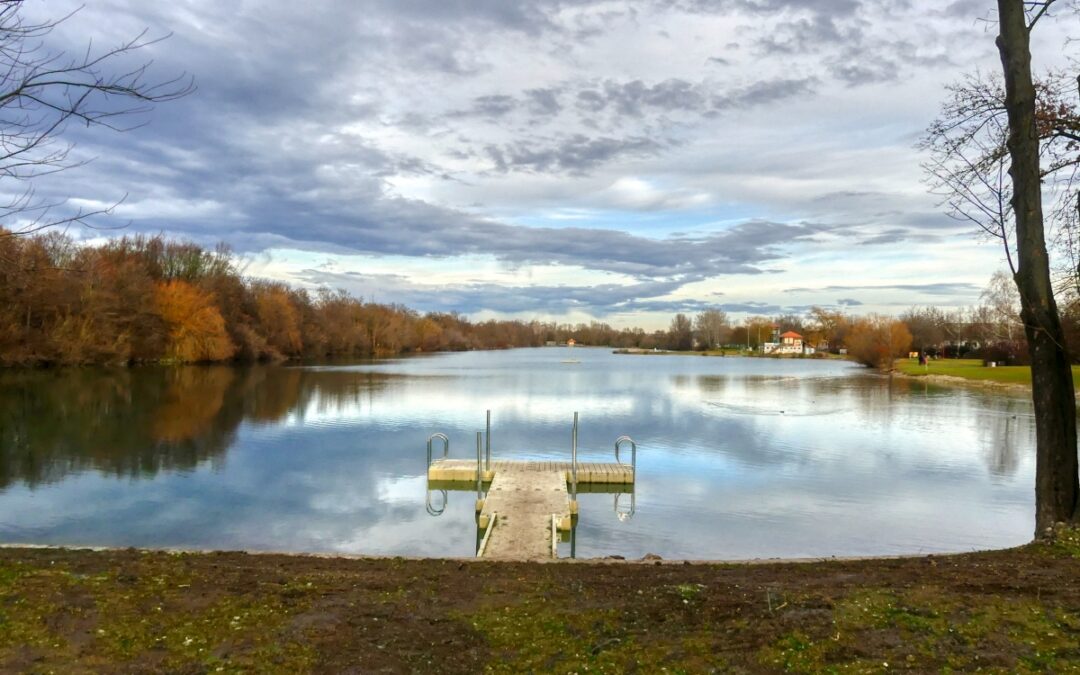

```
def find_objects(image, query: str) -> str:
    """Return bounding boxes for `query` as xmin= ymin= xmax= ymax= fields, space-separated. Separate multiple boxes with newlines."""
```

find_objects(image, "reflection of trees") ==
xmin=975 ymin=403 xmax=1032 ymax=478
xmin=681 ymin=370 xmax=1036 ymax=476
xmin=693 ymin=375 xmax=729 ymax=394
xmin=0 ymin=366 xmax=394 ymax=489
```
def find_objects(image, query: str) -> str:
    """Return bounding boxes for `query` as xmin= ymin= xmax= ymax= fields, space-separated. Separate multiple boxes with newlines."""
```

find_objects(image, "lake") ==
xmin=0 ymin=348 xmax=1036 ymax=559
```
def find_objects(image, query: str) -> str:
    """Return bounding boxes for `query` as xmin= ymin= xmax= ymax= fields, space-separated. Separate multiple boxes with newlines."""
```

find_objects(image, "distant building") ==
xmin=567 ymin=338 xmax=576 ymax=346
xmin=765 ymin=330 xmax=814 ymax=355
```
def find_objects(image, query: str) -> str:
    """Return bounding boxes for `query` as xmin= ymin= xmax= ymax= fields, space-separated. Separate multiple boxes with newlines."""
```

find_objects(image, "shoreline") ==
xmin=2 ymin=538 xmax=1078 ymax=671
xmin=892 ymin=369 xmax=1034 ymax=393
xmin=0 ymin=541 xmax=974 ymax=566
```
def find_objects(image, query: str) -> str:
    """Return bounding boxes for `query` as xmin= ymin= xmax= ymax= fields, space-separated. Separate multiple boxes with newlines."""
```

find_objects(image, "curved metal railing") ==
xmin=614 ymin=435 xmax=636 ymax=471
xmin=426 ymin=432 xmax=449 ymax=466
xmin=614 ymin=491 xmax=635 ymax=522
xmin=426 ymin=489 xmax=447 ymax=516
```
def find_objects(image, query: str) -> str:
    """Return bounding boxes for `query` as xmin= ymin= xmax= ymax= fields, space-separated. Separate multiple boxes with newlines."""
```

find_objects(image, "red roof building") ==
xmin=779 ymin=331 xmax=803 ymax=346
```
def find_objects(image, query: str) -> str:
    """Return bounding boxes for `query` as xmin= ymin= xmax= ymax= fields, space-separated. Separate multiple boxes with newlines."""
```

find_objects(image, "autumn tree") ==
xmin=251 ymin=282 xmax=303 ymax=358
xmin=739 ymin=316 xmax=776 ymax=350
xmin=899 ymin=306 xmax=948 ymax=355
xmin=808 ymin=307 xmax=848 ymax=352
xmin=844 ymin=316 xmax=913 ymax=371
xmin=154 ymin=280 xmax=233 ymax=362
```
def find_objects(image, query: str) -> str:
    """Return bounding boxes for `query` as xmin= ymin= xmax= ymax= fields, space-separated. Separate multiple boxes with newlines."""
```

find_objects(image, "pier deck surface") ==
xmin=427 ymin=458 xmax=633 ymax=484
xmin=477 ymin=468 xmax=569 ymax=560
xmin=427 ymin=458 xmax=633 ymax=559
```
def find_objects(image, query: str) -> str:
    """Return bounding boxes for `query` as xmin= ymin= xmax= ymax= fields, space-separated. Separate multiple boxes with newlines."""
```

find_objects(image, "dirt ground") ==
xmin=2 ymin=534 xmax=1080 ymax=673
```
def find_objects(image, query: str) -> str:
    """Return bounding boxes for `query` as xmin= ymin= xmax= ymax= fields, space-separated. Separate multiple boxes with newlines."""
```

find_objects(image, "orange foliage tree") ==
xmin=845 ymin=316 xmax=913 ymax=370
xmin=252 ymin=283 xmax=303 ymax=357
xmin=154 ymin=280 xmax=234 ymax=362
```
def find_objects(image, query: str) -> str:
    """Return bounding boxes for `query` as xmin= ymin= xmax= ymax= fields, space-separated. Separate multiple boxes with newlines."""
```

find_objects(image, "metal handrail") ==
xmin=476 ymin=431 xmax=484 ymax=499
xmin=614 ymin=490 xmax=635 ymax=522
xmin=614 ymin=435 xmax=636 ymax=471
xmin=485 ymin=409 xmax=492 ymax=472
xmin=426 ymin=489 xmax=447 ymax=516
xmin=571 ymin=412 xmax=579 ymax=503
xmin=427 ymin=433 xmax=449 ymax=466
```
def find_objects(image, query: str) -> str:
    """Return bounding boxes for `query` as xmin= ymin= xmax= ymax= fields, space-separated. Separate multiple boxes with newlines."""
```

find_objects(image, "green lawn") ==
xmin=897 ymin=358 xmax=1080 ymax=387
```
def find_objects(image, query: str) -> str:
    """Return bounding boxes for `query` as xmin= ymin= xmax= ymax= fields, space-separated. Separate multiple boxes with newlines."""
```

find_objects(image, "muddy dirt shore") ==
xmin=2 ymin=537 xmax=1080 ymax=673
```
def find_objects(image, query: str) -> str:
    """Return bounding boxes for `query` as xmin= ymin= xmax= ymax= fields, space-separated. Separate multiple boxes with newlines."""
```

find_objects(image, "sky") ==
xmin=14 ymin=0 xmax=1078 ymax=329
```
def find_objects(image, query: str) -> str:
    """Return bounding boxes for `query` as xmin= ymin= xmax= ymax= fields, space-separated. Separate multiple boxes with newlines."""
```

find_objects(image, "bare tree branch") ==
xmin=0 ymin=1 xmax=193 ymax=236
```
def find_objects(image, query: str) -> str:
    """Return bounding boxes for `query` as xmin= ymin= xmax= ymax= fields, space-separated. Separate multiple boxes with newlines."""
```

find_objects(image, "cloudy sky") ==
xmin=17 ymin=0 xmax=1077 ymax=328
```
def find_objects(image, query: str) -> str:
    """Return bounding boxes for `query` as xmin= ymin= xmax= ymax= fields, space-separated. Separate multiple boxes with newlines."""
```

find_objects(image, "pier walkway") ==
xmin=425 ymin=412 xmax=636 ymax=560
xmin=427 ymin=459 xmax=634 ymax=560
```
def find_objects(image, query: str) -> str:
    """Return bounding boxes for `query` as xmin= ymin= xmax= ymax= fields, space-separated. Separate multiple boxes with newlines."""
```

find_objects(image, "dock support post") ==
xmin=485 ymin=409 xmax=492 ymax=479
xmin=475 ymin=431 xmax=485 ymax=512
xmin=570 ymin=412 xmax=579 ymax=514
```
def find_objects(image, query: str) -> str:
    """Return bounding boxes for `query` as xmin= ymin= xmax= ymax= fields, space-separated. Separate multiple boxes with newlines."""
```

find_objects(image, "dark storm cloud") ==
xmin=570 ymin=76 xmax=817 ymax=119
xmin=857 ymin=228 xmax=912 ymax=245
xmin=829 ymin=58 xmax=901 ymax=85
xmin=711 ymin=77 xmax=820 ymax=108
xmin=276 ymin=215 xmax=834 ymax=285
xmin=524 ymin=87 xmax=564 ymax=116
xmin=11 ymin=0 xmax=994 ymax=322
xmin=294 ymin=268 xmax=825 ymax=317
xmin=295 ymin=269 xmax=694 ymax=315
xmin=675 ymin=0 xmax=862 ymax=15
xmin=485 ymin=134 xmax=667 ymax=174
xmin=458 ymin=94 xmax=519 ymax=118
xmin=756 ymin=15 xmax=853 ymax=55
xmin=575 ymin=79 xmax=708 ymax=116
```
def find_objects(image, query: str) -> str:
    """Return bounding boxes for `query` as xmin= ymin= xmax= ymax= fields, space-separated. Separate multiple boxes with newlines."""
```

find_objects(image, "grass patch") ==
xmin=3 ymin=547 xmax=1080 ymax=672
xmin=896 ymin=358 xmax=1080 ymax=387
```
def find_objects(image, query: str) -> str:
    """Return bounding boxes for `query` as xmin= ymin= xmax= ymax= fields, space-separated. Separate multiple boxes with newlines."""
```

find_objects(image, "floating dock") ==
xmin=428 ymin=459 xmax=634 ymax=560
xmin=427 ymin=459 xmax=634 ymax=484
xmin=425 ymin=412 xmax=637 ymax=560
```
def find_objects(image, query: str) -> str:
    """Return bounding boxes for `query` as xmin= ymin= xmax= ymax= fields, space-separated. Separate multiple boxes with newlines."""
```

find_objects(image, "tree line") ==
xmin=643 ymin=269 xmax=1080 ymax=371
xmin=5 ymin=229 xmax=1072 ymax=370
xmin=0 ymin=231 xmax=556 ymax=365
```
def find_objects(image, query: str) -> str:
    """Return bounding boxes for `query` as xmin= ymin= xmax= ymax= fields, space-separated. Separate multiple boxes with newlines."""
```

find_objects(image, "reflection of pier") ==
xmin=425 ymin=412 xmax=636 ymax=560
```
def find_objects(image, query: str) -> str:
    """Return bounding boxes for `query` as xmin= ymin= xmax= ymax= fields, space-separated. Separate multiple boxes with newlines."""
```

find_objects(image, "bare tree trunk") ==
xmin=996 ymin=0 xmax=1079 ymax=535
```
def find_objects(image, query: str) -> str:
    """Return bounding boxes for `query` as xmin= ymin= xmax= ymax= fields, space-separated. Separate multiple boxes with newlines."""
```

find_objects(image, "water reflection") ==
xmin=0 ymin=366 xmax=398 ymax=488
xmin=0 ymin=349 xmax=1041 ymax=558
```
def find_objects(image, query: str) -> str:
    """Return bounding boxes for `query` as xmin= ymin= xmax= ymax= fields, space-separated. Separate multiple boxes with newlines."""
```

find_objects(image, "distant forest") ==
xmin=0 ymin=231 xmax=658 ymax=366
xmin=3 ymin=230 xmax=1079 ymax=367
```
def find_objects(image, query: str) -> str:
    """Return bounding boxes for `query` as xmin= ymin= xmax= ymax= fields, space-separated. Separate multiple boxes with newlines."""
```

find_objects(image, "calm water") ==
xmin=0 ymin=348 xmax=1036 ymax=559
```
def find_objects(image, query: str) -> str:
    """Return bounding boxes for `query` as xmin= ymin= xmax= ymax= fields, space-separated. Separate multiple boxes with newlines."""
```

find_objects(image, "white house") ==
xmin=765 ymin=330 xmax=815 ymax=355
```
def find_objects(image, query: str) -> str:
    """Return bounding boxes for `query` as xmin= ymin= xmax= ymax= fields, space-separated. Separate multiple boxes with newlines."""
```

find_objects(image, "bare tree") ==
xmin=693 ymin=309 xmax=729 ymax=350
xmin=921 ymin=70 xmax=1079 ymax=283
xmin=980 ymin=269 xmax=1024 ymax=342
xmin=0 ymin=1 xmax=192 ymax=239
xmin=925 ymin=0 xmax=1079 ymax=534
xmin=997 ymin=0 xmax=1077 ymax=534
xmin=667 ymin=313 xmax=694 ymax=351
